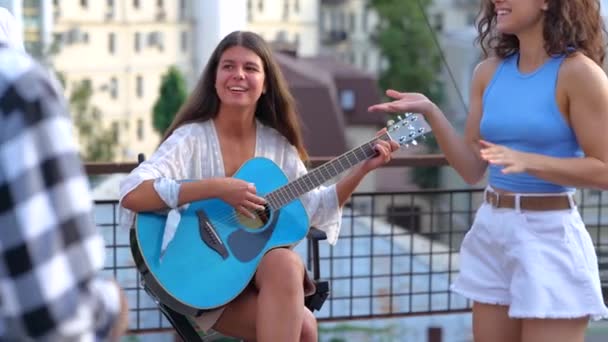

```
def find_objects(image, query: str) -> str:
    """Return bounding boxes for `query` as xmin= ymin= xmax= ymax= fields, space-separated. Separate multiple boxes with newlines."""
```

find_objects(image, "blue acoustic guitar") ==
xmin=130 ymin=113 xmax=432 ymax=317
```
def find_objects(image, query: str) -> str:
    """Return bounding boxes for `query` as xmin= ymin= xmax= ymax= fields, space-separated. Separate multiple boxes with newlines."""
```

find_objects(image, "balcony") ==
xmin=90 ymin=156 xmax=608 ymax=341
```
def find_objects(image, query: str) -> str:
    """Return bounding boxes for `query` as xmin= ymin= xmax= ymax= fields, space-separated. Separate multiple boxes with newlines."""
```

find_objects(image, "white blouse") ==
xmin=119 ymin=119 xmax=343 ymax=245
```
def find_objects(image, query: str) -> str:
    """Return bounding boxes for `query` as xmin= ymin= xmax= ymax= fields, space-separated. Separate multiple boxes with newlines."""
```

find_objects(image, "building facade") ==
xmin=246 ymin=0 xmax=319 ymax=57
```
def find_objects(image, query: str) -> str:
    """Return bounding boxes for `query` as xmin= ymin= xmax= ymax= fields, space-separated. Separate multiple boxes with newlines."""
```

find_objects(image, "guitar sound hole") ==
xmin=238 ymin=204 xmax=272 ymax=229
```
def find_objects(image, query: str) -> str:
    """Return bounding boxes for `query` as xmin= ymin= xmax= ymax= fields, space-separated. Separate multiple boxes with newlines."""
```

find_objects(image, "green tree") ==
xmin=153 ymin=66 xmax=188 ymax=136
xmin=370 ymin=0 xmax=443 ymax=188
xmin=69 ymin=80 xmax=117 ymax=162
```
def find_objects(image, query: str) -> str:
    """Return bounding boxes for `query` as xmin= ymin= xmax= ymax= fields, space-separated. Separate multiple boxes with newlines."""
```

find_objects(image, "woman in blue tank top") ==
xmin=370 ymin=0 xmax=608 ymax=341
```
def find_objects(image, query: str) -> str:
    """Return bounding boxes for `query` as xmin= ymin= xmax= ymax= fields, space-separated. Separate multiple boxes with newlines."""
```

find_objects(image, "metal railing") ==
xmin=95 ymin=188 xmax=608 ymax=334
xmin=89 ymin=157 xmax=608 ymax=334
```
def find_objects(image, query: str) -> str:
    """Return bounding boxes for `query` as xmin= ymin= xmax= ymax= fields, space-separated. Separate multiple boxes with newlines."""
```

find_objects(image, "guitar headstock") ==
xmin=386 ymin=113 xmax=432 ymax=148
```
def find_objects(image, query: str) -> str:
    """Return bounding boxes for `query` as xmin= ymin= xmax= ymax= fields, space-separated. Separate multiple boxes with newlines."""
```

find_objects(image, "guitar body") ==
xmin=131 ymin=157 xmax=309 ymax=316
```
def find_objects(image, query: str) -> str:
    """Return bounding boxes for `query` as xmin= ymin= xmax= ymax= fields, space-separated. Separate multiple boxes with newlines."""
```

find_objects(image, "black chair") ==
xmin=131 ymin=154 xmax=330 ymax=341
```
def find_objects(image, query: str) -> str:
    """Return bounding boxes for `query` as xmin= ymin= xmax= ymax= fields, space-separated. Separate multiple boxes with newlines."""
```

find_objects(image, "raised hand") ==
xmin=368 ymin=89 xmax=438 ymax=116
xmin=218 ymin=178 xmax=266 ymax=219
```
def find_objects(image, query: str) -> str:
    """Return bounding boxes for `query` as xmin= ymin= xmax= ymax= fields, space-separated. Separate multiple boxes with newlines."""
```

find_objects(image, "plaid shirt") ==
xmin=0 ymin=46 xmax=120 ymax=340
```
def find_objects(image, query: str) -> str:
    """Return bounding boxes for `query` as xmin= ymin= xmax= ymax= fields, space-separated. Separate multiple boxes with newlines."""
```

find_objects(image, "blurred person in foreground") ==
xmin=0 ymin=7 xmax=128 ymax=341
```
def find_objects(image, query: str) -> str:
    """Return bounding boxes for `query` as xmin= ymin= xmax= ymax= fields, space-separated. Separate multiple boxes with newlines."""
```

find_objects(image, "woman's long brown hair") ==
xmin=163 ymin=31 xmax=308 ymax=160
xmin=476 ymin=0 xmax=607 ymax=65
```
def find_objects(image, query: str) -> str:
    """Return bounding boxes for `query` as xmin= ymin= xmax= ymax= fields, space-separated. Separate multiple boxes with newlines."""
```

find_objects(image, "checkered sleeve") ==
xmin=0 ymin=51 xmax=121 ymax=341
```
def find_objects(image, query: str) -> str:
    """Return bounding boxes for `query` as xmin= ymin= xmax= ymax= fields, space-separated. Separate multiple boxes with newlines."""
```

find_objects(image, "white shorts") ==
xmin=451 ymin=195 xmax=608 ymax=320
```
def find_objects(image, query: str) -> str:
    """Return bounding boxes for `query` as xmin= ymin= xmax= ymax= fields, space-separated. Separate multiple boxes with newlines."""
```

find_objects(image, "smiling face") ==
xmin=492 ymin=0 xmax=548 ymax=35
xmin=214 ymin=45 xmax=266 ymax=111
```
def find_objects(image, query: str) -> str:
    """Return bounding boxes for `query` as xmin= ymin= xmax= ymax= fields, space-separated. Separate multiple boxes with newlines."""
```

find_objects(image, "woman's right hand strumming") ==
xmin=216 ymin=178 xmax=267 ymax=219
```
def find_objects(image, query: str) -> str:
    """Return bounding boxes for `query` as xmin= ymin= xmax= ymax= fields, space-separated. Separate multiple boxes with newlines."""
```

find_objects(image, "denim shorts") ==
xmin=451 ymin=192 xmax=608 ymax=319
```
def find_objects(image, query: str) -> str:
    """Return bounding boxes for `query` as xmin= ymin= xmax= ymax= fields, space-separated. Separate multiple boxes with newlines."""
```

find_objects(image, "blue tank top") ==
xmin=479 ymin=53 xmax=583 ymax=193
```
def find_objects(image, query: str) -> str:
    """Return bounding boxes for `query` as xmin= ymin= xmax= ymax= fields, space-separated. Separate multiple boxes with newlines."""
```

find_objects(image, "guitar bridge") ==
xmin=196 ymin=210 xmax=228 ymax=259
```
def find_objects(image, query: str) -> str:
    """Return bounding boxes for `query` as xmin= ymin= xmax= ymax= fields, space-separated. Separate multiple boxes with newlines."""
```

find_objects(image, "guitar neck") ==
xmin=265 ymin=132 xmax=392 ymax=209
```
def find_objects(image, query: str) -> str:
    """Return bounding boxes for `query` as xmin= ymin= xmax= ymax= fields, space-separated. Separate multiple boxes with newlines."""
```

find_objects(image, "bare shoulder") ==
xmin=560 ymin=52 xmax=607 ymax=89
xmin=472 ymin=57 xmax=502 ymax=88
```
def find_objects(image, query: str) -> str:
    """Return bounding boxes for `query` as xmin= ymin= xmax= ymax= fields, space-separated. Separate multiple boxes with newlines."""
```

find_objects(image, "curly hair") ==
xmin=476 ymin=0 xmax=607 ymax=66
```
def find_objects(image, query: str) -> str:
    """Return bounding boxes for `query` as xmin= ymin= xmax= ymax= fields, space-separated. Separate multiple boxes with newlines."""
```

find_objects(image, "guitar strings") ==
xmin=180 ymin=137 xmax=386 ymax=227
xmin=206 ymin=153 xmax=364 ymax=227
xmin=174 ymin=122 xmax=426 ymax=227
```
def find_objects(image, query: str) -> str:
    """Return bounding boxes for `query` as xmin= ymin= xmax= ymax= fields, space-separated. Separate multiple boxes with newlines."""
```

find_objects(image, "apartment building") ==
xmin=50 ymin=0 xmax=195 ymax=161
xmin=1 ymin=0 xmax=195 ymax=161
xmin=246 ymin=0 xmax=319 ymax=56
xmin=319 ymin=0 xmax=380 ymax=74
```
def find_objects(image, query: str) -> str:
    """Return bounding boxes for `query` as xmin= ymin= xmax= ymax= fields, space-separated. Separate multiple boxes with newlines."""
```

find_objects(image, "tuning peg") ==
xmin=411 ymin=140 xmax=418 ymax=146
xmin=387 ymin=119 xmax=395 ymax=126
xmin=397 ymin=115 xmax=403 ymax=121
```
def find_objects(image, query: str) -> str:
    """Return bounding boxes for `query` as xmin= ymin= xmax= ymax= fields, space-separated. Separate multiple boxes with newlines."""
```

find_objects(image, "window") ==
xmin=136 ymin=75 xmax=143 ymax=98
xmin=108 ymin=33 xmax=116 ymax=54
xmin=282 ymin=0 xmax=288 ymax=21
xmin=340 ymin=90 xmax=355 ymax=111
xmin=180 ymin=31 xmax=188 ymax=52
xmin=320 ymin=11 xmax=326 ymax=32
xmin=112 ymin=121 xmax=119 ymax=144
xmin=276 ymin=30 xmax=287 ymax=42
xmin=134 ymin=32 xmax=141 ymax=52
xmin=106 ymin=0 xmax=115 ymax=20
xmin=137 ymin=119 xmax=144 ymax=141
xmin=179 ymin=0 xmax=186 ymax=20
xmin=110 ymin=77 xmax=118 ymax=99
xmin=434 ymin=13 xmax=444 ymax=31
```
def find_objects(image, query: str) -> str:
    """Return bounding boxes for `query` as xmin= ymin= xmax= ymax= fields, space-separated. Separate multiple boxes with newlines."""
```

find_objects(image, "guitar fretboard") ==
xmin=264 ymin=133 xmax=392 ymax=210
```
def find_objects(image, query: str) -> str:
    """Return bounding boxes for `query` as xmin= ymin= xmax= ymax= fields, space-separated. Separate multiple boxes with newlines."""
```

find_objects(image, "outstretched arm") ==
xmin=368 ymin=58 xmax=501 ymax=185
